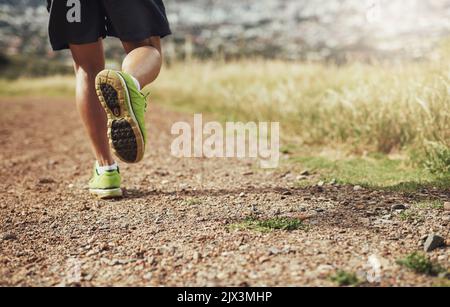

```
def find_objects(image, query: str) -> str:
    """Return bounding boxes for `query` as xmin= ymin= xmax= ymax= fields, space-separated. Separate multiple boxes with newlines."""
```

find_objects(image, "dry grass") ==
xmin=150 ymin=57 xmax=450 ymax=173
xmin=1 ymin=53 xmax=449 ymax=174
xmin=153 ymin=59 xmax=449 ymax=153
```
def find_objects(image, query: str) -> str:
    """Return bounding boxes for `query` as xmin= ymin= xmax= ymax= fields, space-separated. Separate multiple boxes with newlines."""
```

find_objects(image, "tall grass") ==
xmin=1 ymin=53 xmax=449 ymax=173
xmin=151 ymin=57 xmax=450 ymax=172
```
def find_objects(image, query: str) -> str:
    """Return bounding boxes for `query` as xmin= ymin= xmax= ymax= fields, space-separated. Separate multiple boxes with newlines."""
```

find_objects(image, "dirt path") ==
xmin=0 ymin=98 xmax=448 ymax=286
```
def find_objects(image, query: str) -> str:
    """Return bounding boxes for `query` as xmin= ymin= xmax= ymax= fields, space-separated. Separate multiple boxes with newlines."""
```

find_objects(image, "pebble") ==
xmin=2 ymin=232 xmax=17 ymax=241
xmin=300 ymin=170 xmax=310 ymax=176
xmin=437 ymin=255 xmax=447 ymax=262
xmin=192 ymin=252 xmax=201 ymax=262
xmin=444 ymin=202 xmax=450 ymax=212
xmin=38 ymin=178 xmax=55 ymax=184
xmin=391 ymin=204 xmax=406 ymax=211
xmin=424 ymin=234 xmax=445 ymax=252
xmin=143 ymin=272 xmax=153 ymax=281
xmin=353 ymin=185 xmax=363 ymax=191
xmin=268 ymin=247 xmax=281 ymax=255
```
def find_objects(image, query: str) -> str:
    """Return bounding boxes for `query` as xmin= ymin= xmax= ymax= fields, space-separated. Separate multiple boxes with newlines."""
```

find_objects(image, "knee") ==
xmin=122 ymin=46 xmax=162 ymax=72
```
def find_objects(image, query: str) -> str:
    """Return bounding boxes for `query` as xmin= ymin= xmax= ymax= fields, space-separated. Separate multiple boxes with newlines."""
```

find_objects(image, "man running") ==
xmin=47 ymin=0 xmax=171 ymax=198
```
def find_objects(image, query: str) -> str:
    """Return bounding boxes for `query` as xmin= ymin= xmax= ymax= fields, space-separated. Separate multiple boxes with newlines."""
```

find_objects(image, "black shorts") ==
xmin=48 ymin=0 xmax=171 ymax=51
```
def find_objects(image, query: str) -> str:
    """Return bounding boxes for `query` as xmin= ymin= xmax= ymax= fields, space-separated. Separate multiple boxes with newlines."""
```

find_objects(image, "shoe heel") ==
xmin=95 ymin=70 xmax=124 ymax=119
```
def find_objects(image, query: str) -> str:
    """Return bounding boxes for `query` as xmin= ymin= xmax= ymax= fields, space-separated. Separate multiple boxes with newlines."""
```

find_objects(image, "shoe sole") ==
xmin=95 ymin=70 xmax=145 ymax=164
xmin=89 ymin=187 xmax=123 ymax=199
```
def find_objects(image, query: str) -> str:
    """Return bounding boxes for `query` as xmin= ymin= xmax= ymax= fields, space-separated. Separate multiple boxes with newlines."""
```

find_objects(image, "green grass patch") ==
xmin=413 ymin=200 xmax=444 ymax=210
xmin=229 ymin=217 xmax=305 ymax=233
xmin=183 ymin=198 xmax=202 ymax=206
xmin=290 ymin=155 xmax=450 ymax=191
xmin=329 ymin=271 xmax=361 ymax=287
xmin=397 ymin=210 xmax=424 ymax=223
xmin=423 ymin=142 xmax=450 ymax=175
xmin=397 ymin=253 xmax=445 ymax=276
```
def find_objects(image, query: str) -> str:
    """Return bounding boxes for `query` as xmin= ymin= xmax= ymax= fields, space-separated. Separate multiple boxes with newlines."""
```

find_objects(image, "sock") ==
xmin=130 ymin=75 xmax=141 ymax=91
xmin=96 ymin=161 xmax=118 ymax=175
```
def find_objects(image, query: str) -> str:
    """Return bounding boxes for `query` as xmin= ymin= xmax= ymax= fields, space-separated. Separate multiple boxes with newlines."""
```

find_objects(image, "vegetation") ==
xmin=291 ymin=155 xmax=449 ymax=190
xmin=397 ymin=253 xmax=445 ymax=276
xmin=1 ymin=49 xmax=449 ymax=183
xmin=229 ymin=217 xmax=305 ymax=233
xmin=151 ymin=55 xmax=450 ymax=178
xmin=0 ymin=54 xmax=72 ymax=79
xmin=329 ymin=271 xmax=361 ymax=286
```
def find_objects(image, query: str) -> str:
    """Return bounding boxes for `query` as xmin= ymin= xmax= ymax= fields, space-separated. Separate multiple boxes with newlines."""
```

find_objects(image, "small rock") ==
xmin=424 ymin=234 xmax=445 ymax=252
xmin=316 ymin=265 xmax=335 ymax=277
xmin=437 ymin=255 xmax=447 ymax=262
xmin=239 ymin=192 xmax=246 ymax=198
xmin=2 ymin=232 xmax=17 ymax=241
xmin=353 ymin=185 xmax=363 ymax=191
xmin=143 ymin=272 xmax=153 ymax=280
xmin=268 ymin=247 xmax=281 ymax=255
xmin=444 ymin=202 xmax=450 ymax=212
xmin=258 ymin=256 xmax=270 ymax=263
xmin=192 ymin=251 xmax=201 ymax=262
xmin=391 ymin=204 xmax=406 ymax=211
xmin=86 ymin=250 xmax=98 ymax=257
xmin=317 ymin=181 xmax=325 ymax=187
xmin=38 ymin=178 xmax=55 ymax=184
xmin=47 ymin=160 xmax=58 ymax=166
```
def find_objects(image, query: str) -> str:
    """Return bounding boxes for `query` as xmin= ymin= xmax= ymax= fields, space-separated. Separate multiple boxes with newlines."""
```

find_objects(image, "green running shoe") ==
xmin=95 ymin=70 xmax=148 ymax=164
xmin=88 ymin=165 xmax=123 ymax=199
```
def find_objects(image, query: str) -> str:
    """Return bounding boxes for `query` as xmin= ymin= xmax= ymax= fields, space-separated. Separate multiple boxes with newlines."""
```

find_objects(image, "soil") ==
xmin=0 ymin=97 xmax=449 ymax=286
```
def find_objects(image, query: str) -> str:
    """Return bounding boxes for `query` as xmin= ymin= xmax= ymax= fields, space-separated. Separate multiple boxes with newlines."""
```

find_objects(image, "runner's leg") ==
xmin=70 ymin=39 xmax=115 ymax=166
xmin=121 ymin=36 xmax=163 ymax=88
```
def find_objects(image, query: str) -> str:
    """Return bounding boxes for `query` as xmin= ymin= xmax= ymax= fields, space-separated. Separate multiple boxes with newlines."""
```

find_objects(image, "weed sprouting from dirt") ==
xmin=423 ymin=142 xmax=450 ymax=175
xmin=229 ymin=217 xmax=306 ymax=232
xmin=329 ymin=271 xmax=361 ymax=287
xmin=183 ymin=198 xmax=202 ymax=206
xmin=397 ymin=253 xmax=445 ymax=276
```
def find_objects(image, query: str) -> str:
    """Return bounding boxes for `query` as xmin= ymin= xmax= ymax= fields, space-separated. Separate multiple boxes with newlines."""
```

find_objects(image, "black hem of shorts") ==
xmin=51 ymin=30 xmax=172 ymax=51
xmin=50 ymin=34 xmax=107 ymax=51
xmin=109 ymin=29 xmax=172 ymax=43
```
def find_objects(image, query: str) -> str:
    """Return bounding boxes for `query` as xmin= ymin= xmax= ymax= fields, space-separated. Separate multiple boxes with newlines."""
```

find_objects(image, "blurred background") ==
xmin=1 ymin=0 xmax=450 ymax=72
xmin=0 ymin=0 xmax=449 ymax=185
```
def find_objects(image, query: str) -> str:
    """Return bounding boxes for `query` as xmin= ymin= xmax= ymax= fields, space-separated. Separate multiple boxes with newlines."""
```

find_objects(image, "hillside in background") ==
xmin=1 ymin=0 xmax=450 ymax=61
